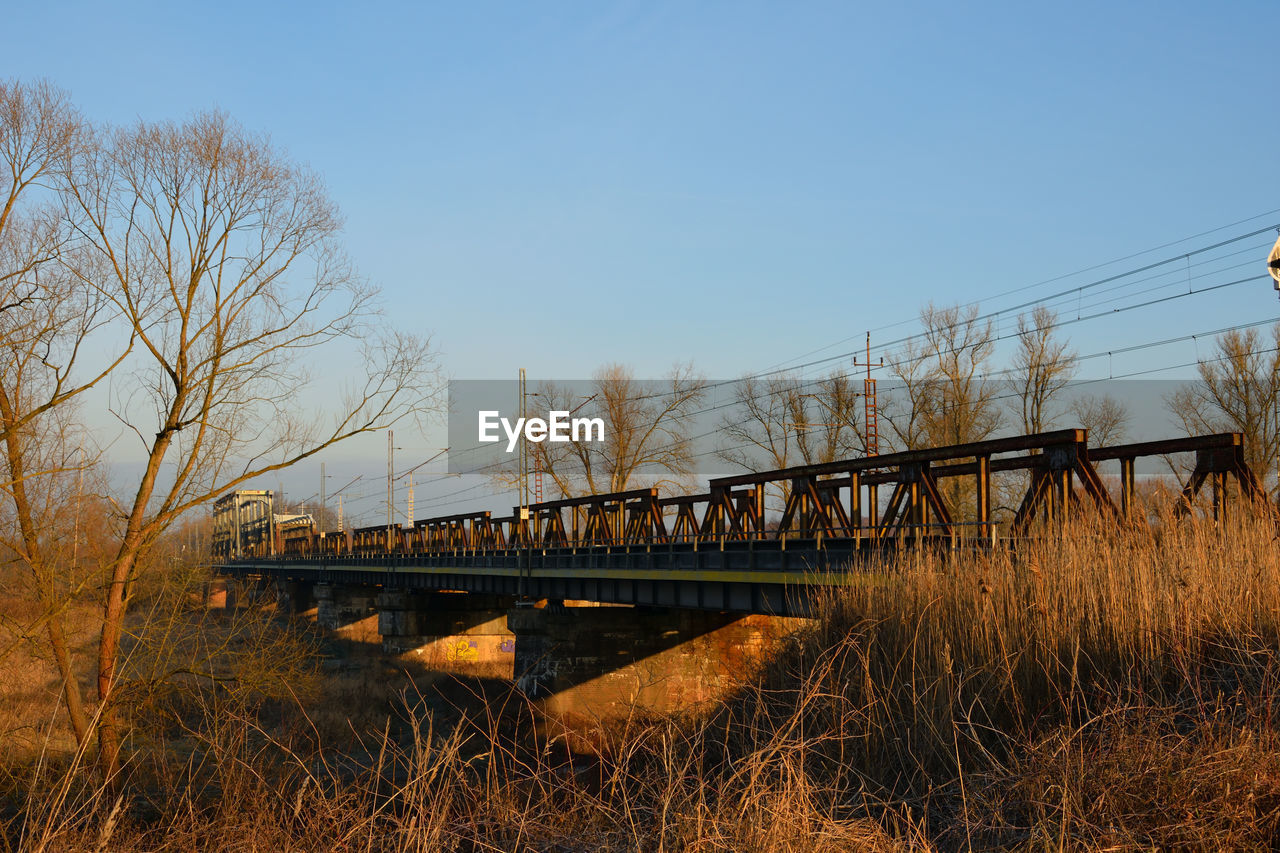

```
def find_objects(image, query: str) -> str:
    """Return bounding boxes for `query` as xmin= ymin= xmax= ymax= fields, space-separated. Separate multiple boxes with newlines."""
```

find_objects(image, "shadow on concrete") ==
xmin=220 ymin=580 xmax=802 ymax=765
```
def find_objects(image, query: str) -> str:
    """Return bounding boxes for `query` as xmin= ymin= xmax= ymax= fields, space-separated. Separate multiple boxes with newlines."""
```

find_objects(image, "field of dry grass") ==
xmin=4 ymin=504 xmax=1280 ymax=851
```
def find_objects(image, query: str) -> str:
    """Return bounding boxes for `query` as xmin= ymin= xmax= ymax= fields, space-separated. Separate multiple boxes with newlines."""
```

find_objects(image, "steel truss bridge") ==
xmin=216 ymin=429 xmax=1273 ymax=617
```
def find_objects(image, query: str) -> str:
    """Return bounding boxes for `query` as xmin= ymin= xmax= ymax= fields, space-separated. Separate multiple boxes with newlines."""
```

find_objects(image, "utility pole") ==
xmin=853 ymin=332 xmax=884 ymax=535
xmin=853 ymin=331 xmax=883 ymax=457
xmin=407 ymin=471 xmax=414 ymax=525
xmin=387 ymin=429 xmax=396 ymax=554
xmin=1270 ymin=231 xmax=1280 ymax=497
xmin=518 ymin=368 xmax=530 ymax=599
xmin=518 ymin=369 xmax=529 ymax=513
xmin=321 ymin=462 xmax=326 ymax=530
xmin=864 ymin=332 xmax=881 ymax=457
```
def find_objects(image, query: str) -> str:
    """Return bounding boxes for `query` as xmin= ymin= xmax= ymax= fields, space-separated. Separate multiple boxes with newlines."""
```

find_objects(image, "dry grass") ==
xmin=691 ymin=504 xmax=1280 ymax=849
xmin=980 ymin=698 xmax=1280 ymax=850
xmin=5 ymin=503 xmax=1280 ymax=850
xmin=0 ymin=592 xmax=99 ymax=764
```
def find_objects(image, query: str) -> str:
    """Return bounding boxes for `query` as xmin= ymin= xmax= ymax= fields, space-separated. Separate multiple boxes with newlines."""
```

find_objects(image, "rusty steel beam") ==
xmin=659 ymin=492 xmax=711 ymax=506
xmin=976 ymin=455 xmax=992 ymax=541
xmin=1073 ymin=456 xmax=1119 ymax=520
xmin=808 ymin=452 xmax=1055 ymax=489
xmin=1118 ymin=457 xmax=1135 ymax=518
xmin=1087 ymin=432 xmax=1240 ymax=461
xmin=710 ymin=428 xmax=1086 ymax=488
xmin=1012 ymin=470 xmax=1052 ymax=535
xmin=531 ymin=487 xmax=658 ymax=511
xmin=916 ymin=467 xmax=954 ymax=538
xmin=539 ymin=509 xmax=570 ymax=547
xmin=413 ymin=510 xmax=491 ymax=527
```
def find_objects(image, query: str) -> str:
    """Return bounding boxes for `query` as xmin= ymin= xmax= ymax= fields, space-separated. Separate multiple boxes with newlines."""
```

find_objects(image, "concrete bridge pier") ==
xmin=507 ymin=603 xmax=804 ymax=735
xmin=273 ymin=579 xmax=316 ymax=616
xmin=314 ymin=582 xmax=379 ymax=639
xmin=376 ymin=590 xmax=516 ymax=677
xmin=222 ymin=575 xmax=275 ymax=610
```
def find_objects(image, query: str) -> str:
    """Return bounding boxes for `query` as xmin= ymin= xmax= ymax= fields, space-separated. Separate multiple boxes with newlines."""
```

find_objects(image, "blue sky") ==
xmin=7 ymin=1 xmax=1279 ymax=519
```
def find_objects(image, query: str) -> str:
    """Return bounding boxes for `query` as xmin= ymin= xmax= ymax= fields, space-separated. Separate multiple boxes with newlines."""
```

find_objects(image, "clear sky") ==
xmin=7 ymin=0 xmax=1279 ymax=521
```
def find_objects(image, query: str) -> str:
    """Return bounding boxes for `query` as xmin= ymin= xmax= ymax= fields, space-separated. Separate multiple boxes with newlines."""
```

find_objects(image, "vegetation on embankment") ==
xmin=6 ymin=508 xmax=1280 ymax=851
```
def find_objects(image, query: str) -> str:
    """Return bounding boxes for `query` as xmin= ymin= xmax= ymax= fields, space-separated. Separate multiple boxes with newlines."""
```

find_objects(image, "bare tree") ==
xmin=62 ymin=110 xmax=440 ymax=776
xmin=0 ymin=80 xmax=124 ymax=440
xmin=881 ymin=303 xmax=1001 ymax=520
xmin=880 ymin=334 xmax=932 ymax=452
xmin=0 ymin=400 xmax=99 ymax=748
xmin=787 ymin=372 xmax=864 ymax=466
xmin=885 ymin=302 xmax=1002 ymax=451
xmin=0 ymin=80 xmax=132 ymax=750
xmin=1069 ymin=393 xmax=1130 ymax=447
xmin=715 ymin=375 xmax=799 ymax=476
xmin=1165 ymin=325 xmax=1280 ymax=494
xmin=528 ymin=363 xmax=705 ymax=498
xmin=1012 ymin=305 xmax=1077 ymax=435
xmin=716 ymin=371 xmax=865 ymax=507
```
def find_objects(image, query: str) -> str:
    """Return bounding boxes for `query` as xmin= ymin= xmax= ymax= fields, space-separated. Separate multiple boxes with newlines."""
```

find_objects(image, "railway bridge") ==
xmin=214 ymin=428 xmax=1270 ymax=716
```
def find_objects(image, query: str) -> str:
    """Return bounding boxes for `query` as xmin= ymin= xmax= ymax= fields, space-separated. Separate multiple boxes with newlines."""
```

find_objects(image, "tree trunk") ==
xmin=46 ymin=616 xmax=90 ymax=747
xmin=0 ymin=391 xmax=91 ymax=748
xmin=95 ymin=546 xmax=137 ymax=782
xmin=96 ymin=429 xmax=172 ymax=781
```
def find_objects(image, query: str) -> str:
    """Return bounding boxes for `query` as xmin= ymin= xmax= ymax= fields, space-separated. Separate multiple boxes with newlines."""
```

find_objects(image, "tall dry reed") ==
xmin=6 ymin=507 xmax=1280 ymax=850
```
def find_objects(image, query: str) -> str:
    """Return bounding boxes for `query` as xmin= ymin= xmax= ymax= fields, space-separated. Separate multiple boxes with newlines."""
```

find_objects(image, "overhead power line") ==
xmin=435 ymin=266 xmax=1270 ymax=478
xmin=761 ymin=209 xmax=1280 ymax=373
xmin=416 ymin=214 xmax=1280 ymax=509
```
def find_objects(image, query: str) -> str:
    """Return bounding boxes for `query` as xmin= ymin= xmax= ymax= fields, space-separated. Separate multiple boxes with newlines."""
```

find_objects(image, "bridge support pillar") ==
xmin=376 ymin=591 xmax=516 ymax=678
xmin=314 ymin=583 xmax=378 ymax=639
xmin=508 ymin=603 xmax=803 ymax=742
xmin=222 ymin=577 xmax=239 ymax=610
xmin=222 ymin=576 xmax=274 ymax=610
xmin=273 ymin=579 xmax=316 ymax=615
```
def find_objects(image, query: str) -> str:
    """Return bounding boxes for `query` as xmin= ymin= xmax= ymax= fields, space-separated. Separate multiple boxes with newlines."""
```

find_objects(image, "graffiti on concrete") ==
xmin=446 ymin=639 xmax=479 ymax=663
xmin=516 ymin=656 xmax=560 ymax=696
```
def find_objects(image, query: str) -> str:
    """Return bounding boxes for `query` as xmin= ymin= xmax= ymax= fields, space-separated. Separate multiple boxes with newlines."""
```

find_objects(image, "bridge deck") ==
xmin=219 ymin=538 xmax=909 ymax=617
